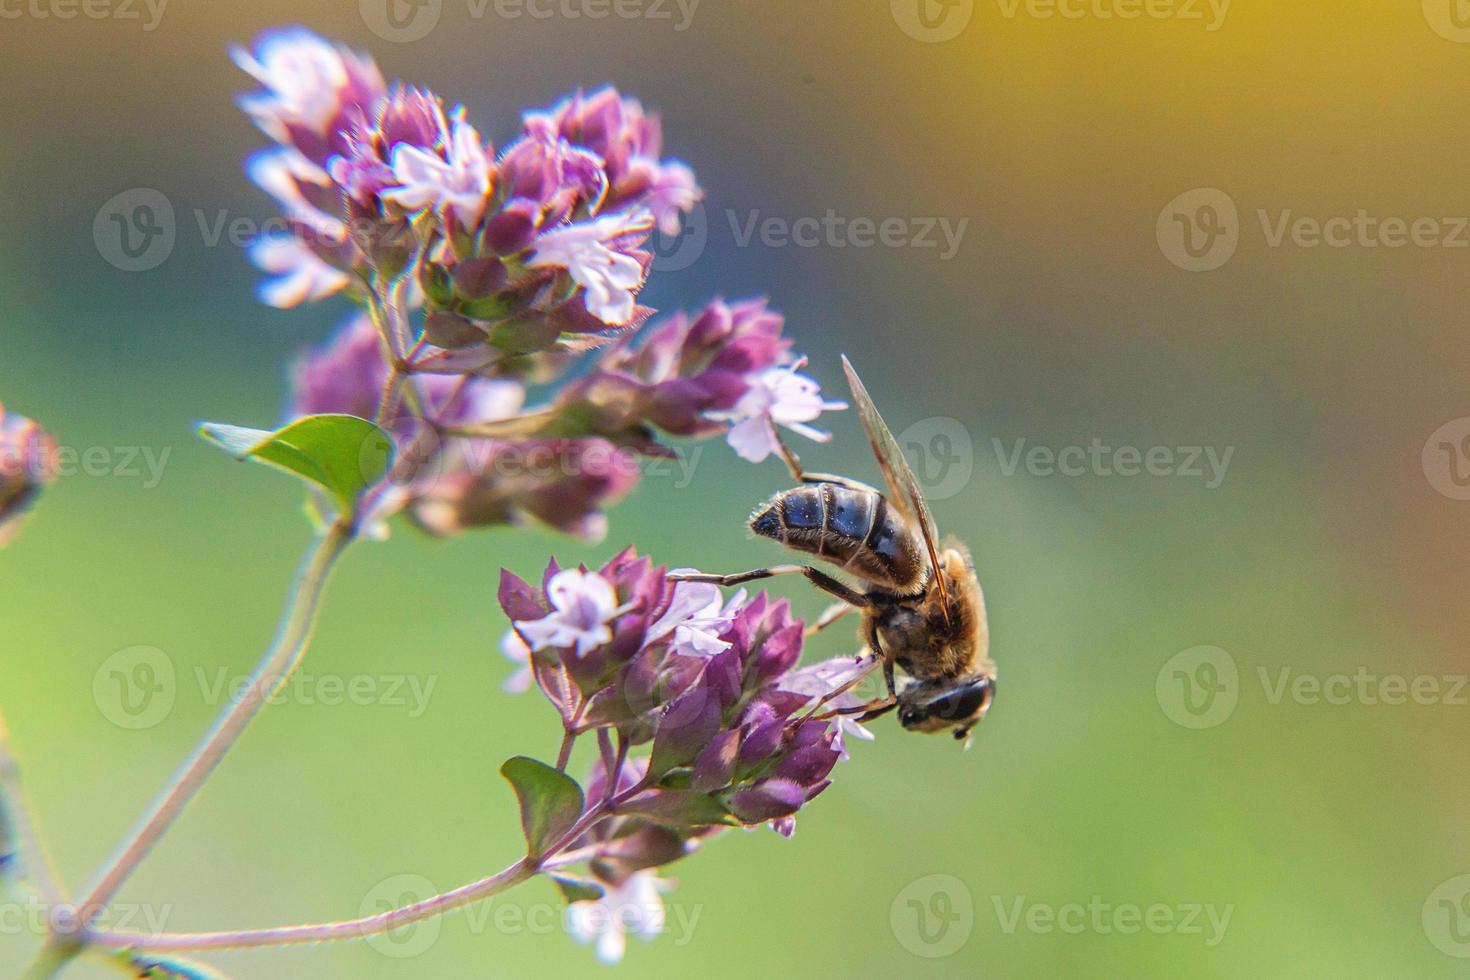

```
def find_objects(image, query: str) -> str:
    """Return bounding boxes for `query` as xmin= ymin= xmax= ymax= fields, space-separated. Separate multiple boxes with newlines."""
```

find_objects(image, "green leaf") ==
xmin=500 ymin=756 xmax=584 ymax=856
xmin=548 ymin=872 xmax=605 ymax=905
xmin=199 ymin=414 xmax=392 ymax=514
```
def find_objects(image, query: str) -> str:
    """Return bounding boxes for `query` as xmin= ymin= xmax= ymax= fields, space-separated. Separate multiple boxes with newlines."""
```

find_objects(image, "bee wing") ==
xmin=841 ymin=356 xmax=951 ymax=619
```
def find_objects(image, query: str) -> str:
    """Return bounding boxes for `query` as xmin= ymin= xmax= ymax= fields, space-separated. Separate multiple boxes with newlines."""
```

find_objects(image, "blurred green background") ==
xmin=3 ymin=1 xmax=1469 ymax=976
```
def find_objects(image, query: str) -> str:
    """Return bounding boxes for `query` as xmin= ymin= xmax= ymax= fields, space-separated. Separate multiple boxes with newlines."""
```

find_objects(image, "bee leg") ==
xmin=771 ymin=426 xmax=880 ymax=494
xmin=809 ymin=626 xmax=897 ymax=723
xmin=857 ymin=629 xmax=899 ymax=720
xmin=812 ymin=690 xmax=898 ymax=723
xmin=857 ymin=701 xmax=898 ymax=722
xmin=670 ymin=566 xmax=873 ymax=609
xmin=805 ymin=601 xmax=856 ymax=638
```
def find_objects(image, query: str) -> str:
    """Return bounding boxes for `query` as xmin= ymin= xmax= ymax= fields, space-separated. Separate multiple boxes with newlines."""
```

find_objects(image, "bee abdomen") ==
xmin=750 ymin=483 xmax=923 ymax=591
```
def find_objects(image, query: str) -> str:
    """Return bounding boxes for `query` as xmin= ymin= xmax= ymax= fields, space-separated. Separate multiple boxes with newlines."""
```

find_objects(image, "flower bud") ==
xmin=728 ymin=779 xmax=807 ymax=824
xmin=650 ymin=679 xmax=722 ymax=775
xmin=0 ymin=404 xmax=56 ymax=547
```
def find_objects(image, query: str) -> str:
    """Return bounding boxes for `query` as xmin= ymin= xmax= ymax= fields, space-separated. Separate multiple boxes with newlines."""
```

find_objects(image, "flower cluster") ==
xmin=499 ymin=550 xmax=875 ymax=961
xmin=235 ymin=26 xmax=695 ymax=337
xmin=466 ymin=297 xmax=846 ymax=461
xmin=0 ymin=402 xmax=57 ymax=548
xmin=286 ymin=294 xmax=844 ymax=539
xmin=234 ymin=28 xmax=846 ymax=540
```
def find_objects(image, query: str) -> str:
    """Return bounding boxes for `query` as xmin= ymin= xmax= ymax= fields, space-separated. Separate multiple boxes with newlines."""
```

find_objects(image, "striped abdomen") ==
xmin=750 ymin=483 xmax=924 ymax=592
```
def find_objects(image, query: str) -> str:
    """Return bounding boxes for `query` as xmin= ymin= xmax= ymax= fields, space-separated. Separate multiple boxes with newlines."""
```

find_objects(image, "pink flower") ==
xmin=248 ymin=236 xmax=351 ymax=309
xmin=0 ymin=403 xmax=57 ymax=549
xmin=382 ymin=118 xmax=493 ymax=229
xmin=716 ymin=362 xmax=848 ymax=464
xmin=527 ymin=212 xmax=654 ymax=326
xmin=527 ymin=86 xmax=703 ymax=236
xmin=646 ymin=576 xmax=745 ymax=658
xmin=247 ymin=148 xmax=345 ymax=243
xmin=232 ymin=28 xmax=385 ymax=166
xmin=515 ymin=568 xmax=635 ymax=657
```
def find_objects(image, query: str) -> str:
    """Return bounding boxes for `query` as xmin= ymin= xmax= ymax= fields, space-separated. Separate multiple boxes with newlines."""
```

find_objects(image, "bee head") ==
xmin=897 ymin=676 xmax=996 ymax=738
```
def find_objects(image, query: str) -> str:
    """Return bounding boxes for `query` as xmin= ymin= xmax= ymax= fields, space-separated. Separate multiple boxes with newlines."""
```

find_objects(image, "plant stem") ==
xmin=75 ymin=520 xmax=355 ymax=926
xmin=555 ymin=731 xmax=578 ymax=771
xmin=0 ymin=709 xmax=67 ymax=907
xmin=18 ymin=939 xmax=82 ymax=980
xmin=85 ymin=780 xmax=649 ymax=954
xmin=374 ymin=366 xmax=408 ymax=428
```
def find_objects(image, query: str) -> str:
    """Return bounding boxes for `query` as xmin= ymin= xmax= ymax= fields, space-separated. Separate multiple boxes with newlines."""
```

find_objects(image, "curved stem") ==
xmin=76 ymin=521 xmax=355 ymax=925
xmin=86 ymin=779 xmax=650 ymax=954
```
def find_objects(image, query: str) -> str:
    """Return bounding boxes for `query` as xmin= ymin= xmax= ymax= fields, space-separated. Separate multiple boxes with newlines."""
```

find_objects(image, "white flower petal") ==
xmin=527 ymin=212 xmax=653 ymax=326
xmin=595 ymin=921 xmax=627 ymax=964
xmin=725 ymin=415 xmax=777 ymax=463
xmin=249 ymin=237 xmax=350 ymax=308
xmin=514 ymin=569 xmax=630 ymax=658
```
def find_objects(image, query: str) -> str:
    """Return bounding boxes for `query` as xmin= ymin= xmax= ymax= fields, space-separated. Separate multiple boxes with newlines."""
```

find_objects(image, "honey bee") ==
xmin=672 ymin=357 xmax=995 ymax=744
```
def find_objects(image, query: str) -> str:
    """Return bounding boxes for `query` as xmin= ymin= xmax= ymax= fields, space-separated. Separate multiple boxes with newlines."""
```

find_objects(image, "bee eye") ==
xmin=926 ymin=679 xmax=993 ymax=723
